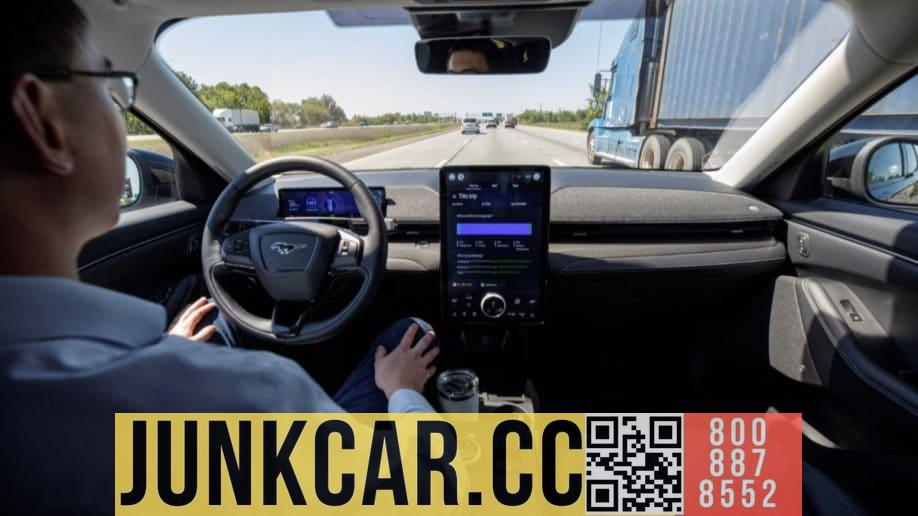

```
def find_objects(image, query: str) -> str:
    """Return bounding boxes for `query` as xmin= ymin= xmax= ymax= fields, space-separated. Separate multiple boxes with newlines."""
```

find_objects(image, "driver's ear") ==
xmin=8 ymin=74 xmax=74 ymax=176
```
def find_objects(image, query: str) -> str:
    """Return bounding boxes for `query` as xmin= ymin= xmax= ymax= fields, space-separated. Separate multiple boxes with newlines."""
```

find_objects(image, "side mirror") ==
xmin=122 ymin=156 xmax=142 ymax=208
xmin=415 ymin=36 xmax=551 ymax=75
xmin=592 ymin=72 xmax=602 ymax=98
xmin=846 ymin=137 xmax=918 ymax=204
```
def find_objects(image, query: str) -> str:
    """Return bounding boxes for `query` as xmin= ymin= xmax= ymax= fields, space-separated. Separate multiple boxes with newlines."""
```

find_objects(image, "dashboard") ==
xmin=440 ymin=166 xmax=550 ymax=323
xmin=230 ymin=167 xmax=787 ymax=318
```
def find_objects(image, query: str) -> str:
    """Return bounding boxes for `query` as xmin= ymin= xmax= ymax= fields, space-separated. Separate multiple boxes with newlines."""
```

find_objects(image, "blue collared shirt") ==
xmin=0 ymin=276 xmax=431 ymax=513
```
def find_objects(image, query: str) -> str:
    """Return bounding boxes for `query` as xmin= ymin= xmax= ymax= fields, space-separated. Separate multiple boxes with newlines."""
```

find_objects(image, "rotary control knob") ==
xmin=480 ymin=292 xmax=507 ymax=319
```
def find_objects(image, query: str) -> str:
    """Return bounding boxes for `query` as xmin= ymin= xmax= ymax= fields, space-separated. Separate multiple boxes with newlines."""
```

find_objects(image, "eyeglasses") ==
xmin=33 ymin=69 xmax=138 ymax=110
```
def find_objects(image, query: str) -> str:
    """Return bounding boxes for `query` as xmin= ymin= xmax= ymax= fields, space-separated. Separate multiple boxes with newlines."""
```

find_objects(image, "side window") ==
xmin=825 ymin=74 xmax=918 ymax=207
xmin=603 ymin=70 xmax=617 ymax=121
xmin=122 ymin=113 xmax=178 ymax=211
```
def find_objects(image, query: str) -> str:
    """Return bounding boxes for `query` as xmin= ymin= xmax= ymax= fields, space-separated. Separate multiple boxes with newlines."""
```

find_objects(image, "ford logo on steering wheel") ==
xmin=270 ymin=241 xmax=308 ymax=256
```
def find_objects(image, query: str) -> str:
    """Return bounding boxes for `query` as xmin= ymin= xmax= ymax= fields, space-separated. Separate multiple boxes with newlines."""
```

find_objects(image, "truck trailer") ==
xmin=212 ymin=108 xmax=261 ymax=133
xmin=587 ymin=0 xmax=853 ymax=170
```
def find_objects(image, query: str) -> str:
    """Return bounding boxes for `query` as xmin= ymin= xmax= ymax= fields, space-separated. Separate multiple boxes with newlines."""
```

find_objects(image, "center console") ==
xmin=440 ymin=165 xmax=550 ymax=324
xmin=437 ymin=166 xmax=550 ymax=412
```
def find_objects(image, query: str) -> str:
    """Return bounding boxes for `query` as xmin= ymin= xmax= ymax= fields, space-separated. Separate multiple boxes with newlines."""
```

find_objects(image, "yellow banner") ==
xmin=115 ymin=413 xmax=586 ymax=515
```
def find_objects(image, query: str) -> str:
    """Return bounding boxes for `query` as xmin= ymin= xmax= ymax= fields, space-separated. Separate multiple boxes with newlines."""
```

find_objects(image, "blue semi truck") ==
xmin=587 ymin=0 xmax=853 ymax=170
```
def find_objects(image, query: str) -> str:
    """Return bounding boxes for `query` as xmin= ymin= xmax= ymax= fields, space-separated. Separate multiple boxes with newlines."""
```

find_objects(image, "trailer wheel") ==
xmin=638 ymin=135 xmax=671 ymax=169
xmin=664 ymin=137 xmax=707 ymax=170
xmin=587 ymin=131 xmax=602 ymax=165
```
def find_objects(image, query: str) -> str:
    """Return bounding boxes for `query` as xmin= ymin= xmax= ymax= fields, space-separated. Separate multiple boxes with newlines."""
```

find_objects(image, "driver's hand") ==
xmin=374 ymin=323 xmax=438 ymax=398
xmin=167 ymin=297 xmax=217 ymax=342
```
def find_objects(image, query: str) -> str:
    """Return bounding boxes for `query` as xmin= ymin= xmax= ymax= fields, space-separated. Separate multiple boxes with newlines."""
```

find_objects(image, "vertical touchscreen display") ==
xmin=441 ymin=166 xmax=549 ymax=323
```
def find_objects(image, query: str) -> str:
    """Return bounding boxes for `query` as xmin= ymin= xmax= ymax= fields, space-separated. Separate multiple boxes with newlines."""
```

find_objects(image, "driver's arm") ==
xmin=168 ymin=299 xmax=437 ymax=413
xmin=374 ymin=323 xmax=438 ymax=413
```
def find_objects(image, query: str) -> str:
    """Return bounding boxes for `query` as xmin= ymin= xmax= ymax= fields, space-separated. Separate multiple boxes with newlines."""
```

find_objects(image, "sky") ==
xmin=157 ymin=11 xmax=629 ymax=117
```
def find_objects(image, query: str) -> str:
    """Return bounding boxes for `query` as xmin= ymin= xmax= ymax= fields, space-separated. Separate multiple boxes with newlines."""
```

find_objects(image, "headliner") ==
xmin=126 ymin=0 xmax=643 ymax=21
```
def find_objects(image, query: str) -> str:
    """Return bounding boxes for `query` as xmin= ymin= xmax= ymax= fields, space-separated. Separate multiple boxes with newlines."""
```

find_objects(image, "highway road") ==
xmin=870 ymin=173 xmax=918 ymax=201
xmin=342 ymin=125 xmax=595 ymax=170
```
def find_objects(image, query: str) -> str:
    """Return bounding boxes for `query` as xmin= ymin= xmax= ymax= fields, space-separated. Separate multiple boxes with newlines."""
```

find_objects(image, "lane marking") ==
xmin=442 ymin=133 xmax=478 ymax=165
xmin=521 ymin=139 xmax=529 ymax=144
xmin=341 ymin=130 xmax=457 ymax=167
xmin=435 ymin=158 xmax=449 ymax=168
xmin=552 ymin=158 xmax=568 ymax=166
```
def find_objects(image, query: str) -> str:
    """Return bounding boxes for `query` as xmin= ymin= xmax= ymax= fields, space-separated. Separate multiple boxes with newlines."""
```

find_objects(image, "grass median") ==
xmin=249 ymin=124 xmax=451 ymax=161
xmin=524 ymin=121 xmax=589 ymax=131
xmin=126 ymin=124 xmax=452 ymax=162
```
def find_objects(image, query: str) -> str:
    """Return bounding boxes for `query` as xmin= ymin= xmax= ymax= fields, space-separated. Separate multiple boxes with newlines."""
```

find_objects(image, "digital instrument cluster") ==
xmin=279 ymin=187 xmax=386 ymax=218
xmin=440 ymin=166 xmax=550 ymax=323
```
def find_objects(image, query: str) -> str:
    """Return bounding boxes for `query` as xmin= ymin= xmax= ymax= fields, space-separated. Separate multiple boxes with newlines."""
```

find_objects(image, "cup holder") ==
xmin=492 ymin=403 xmax=528 ymax=413
xmin=480 ymin=392 xmax=534 ymax=413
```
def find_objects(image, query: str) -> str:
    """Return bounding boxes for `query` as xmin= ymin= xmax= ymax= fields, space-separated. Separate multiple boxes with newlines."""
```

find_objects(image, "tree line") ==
xmin=516 ymin=86 xmax=606 ymax=130
xmin=126 ymin=71 xmax=449 ymax=135
xmin=351 ymin=112 xmax=446 ymax=126
xmin=126 ymin=71 xmax=273 ymax=135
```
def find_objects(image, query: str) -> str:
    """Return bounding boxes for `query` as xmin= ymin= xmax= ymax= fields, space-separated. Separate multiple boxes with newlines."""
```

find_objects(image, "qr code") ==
xmin=585 ymin=414 xmax=683 ymax=514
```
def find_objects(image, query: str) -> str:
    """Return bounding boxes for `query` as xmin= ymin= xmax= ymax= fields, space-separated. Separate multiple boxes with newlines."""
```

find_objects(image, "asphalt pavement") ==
xmin=869 ymin=173 xmax=918 ymax=201
xmin=342 ymin=125 xmax=594 ymax=169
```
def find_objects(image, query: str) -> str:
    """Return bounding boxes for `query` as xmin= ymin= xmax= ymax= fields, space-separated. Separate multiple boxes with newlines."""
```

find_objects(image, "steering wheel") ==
xmin=202 ymin=156 xmax=387 ymax=345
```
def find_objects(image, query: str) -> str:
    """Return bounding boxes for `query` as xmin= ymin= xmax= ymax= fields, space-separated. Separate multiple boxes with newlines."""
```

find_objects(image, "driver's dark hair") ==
xmin=0 ymin=2 xmax=88 ymax=132
xmin=449 ymin=38 xmax=499 ymax=59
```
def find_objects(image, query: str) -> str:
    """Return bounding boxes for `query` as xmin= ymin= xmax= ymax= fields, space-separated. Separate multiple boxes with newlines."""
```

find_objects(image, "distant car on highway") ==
xmin=259 ymin=123 xmax=278 ymax=132
xmin=212 ymin=108 xmax=260 ymax=132
xmin=357 ymin=120 xmax=369 ymax=126
xmin=461 ymin=118 xmax=480 ymax=134
xmin=486 ymin=119 xmax=498 ymax=129
xmin=320 ymin=120 xmax=340 ymax=129
xmin=504 ymin=117 xmax=517 ymax=128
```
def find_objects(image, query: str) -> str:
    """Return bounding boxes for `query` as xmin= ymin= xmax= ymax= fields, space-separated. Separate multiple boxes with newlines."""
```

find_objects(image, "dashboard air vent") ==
xmin=550 ymin=220 xmax=777 ymax=243
xmin=390 ymin=221 xmax=440 ymax=242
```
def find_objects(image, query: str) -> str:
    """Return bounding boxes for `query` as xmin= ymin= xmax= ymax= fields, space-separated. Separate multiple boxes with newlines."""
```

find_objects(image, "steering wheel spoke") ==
xmin=330 ymin=228 xmax=364 ymax=273
xmin=270 ymin=300 xmax=315 ymax=338
xmin=219 ymin=230 xmax=254 ymax=269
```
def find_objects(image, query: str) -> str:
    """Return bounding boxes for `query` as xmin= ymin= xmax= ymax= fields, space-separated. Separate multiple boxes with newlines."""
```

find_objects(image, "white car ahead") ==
xmin=460 ymin=118 xmax=480 ymax=134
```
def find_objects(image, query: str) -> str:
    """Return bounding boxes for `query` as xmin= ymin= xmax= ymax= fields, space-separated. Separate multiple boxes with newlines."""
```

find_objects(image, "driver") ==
xmin=447 ymin=39 xmax=498 ymax=73
xmin=0 ymin=3 xmax=439 ymax=512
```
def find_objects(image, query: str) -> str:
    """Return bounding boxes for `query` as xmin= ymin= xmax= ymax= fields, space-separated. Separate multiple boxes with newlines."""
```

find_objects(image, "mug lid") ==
xmin=436 ymin=369 xmax=479 ymax=400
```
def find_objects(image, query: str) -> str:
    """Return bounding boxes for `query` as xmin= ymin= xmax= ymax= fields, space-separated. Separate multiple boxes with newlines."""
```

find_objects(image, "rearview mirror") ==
xmin=415 ymin=36 xmax=551 ymax=75
xmin=592 ymin=72 xmax=602 ymax=98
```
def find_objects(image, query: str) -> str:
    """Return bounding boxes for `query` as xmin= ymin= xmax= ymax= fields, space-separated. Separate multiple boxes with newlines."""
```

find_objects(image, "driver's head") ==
xmin=0 ymin=2 xmax=127 ymax=248
xmin=447 ymin=40 xmax=496 ymax=74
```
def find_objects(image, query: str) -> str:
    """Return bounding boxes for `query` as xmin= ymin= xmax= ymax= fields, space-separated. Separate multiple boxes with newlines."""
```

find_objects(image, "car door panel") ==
xmin=78 ymin=201 xmax=210 ymax=321
xmin=780 ymin=202 xmax=918 ymax=351
xmin=778 ymin=197 xmax=918 ymax=260
xmin=767 ymin=200 xmax=918 ymax=448
xmin=796 ymin=277 xmax=918 ymax=438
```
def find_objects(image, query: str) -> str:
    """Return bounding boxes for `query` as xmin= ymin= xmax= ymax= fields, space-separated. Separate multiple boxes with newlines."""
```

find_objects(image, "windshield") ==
xmin=152 ymin=0 xmax=849 ymax=172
